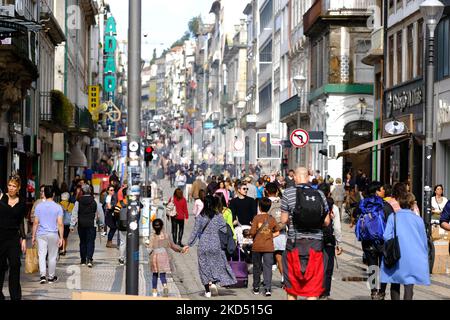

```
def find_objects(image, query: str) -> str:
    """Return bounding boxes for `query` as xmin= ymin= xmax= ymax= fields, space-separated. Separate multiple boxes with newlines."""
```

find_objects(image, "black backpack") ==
xmin=219 ymin=224 xmax=236 ymax=255
xmin=292 ymin=187 xmax=325 ymax=230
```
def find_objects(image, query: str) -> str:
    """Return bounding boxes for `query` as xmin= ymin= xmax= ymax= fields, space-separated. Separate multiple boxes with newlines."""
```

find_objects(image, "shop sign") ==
xmin=386 ymin=84 xmax=423 ymax=117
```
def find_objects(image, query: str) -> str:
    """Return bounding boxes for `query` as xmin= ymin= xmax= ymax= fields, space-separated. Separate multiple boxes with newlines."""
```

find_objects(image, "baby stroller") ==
xmin=234 ymin=225 xmax=253 ymax=264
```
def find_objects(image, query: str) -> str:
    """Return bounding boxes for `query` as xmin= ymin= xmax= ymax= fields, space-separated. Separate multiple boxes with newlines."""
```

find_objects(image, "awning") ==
xmin=0 ymin=15 xmax=42 ymax=37
xmin=337 ymin=134 xmax=410 ymax=159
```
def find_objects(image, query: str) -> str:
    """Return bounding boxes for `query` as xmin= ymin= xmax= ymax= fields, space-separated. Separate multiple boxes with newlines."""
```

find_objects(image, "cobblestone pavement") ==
xmin=3 ymin=177 xmax=450 ymax=300
xmin=159 ymin=178 xmax=450 ymax=301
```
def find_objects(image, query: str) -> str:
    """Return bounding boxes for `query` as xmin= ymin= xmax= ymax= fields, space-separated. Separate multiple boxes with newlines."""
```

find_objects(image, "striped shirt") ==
xmin=281 ymin=184 xmax=329 ymax=241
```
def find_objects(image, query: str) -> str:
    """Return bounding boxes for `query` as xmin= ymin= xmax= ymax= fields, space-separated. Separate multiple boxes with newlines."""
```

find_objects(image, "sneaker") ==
xmin=265 ymin=290 xmax=272 ymax=297
xmin=204 ymin=291 xmax=212 ymax=298
xmin=210 ymin=283 xmax=219 ymax=296
xmin=152 ymin=290 xmax=158 ymax=297
xmin=101 ymin=232 xmax=107 ymax=237
xmin=80 ymin=260 xmax=86 ymax=266
xmin=87 ymin=260 xmax=93 ymax=268
xmin=253 ymin=288 xmax=260 ymax=295
xmin=39 ymin=276 xmax=47 ymax=284
xmin=48 ymin=276 xmax=58 ymax=284
xmin=119 ymin=259 xmax=125 ymax=266
xmin=163 ymin=286 xmax=169 ymax=297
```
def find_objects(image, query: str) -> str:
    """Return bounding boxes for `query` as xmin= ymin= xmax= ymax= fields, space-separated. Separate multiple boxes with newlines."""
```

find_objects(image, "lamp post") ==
xmin=126 ymin=0 xmax=142 ymax=295
xmin=420 ymin=0 xmax=444 ymax=241
xmin=293 ymin=75 xmax=306 ymax=167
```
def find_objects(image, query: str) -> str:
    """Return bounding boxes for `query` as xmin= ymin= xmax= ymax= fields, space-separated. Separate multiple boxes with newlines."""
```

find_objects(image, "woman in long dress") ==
xmin=184 ymin=196 xmax=236 ymax=298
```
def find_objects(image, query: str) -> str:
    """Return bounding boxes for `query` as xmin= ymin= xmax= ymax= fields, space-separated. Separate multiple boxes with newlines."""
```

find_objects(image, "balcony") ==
xmin=77 ymin=106 xmax=95 ymax=135
xmin=280 ymin=95 xmax=310 ymax=124
xmin=40 ymin=1 xmax=65 ymax=45
xmin=39 ymin=90 xmax=74 ymax=132
xmin=361 ymin=27 xmax=384 ymax=66
xmin=303 ymin=0 xmax=373 ymax=36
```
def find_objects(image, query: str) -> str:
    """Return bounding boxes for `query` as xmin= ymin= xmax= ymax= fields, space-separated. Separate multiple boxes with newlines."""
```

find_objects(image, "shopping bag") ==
xmin=25 ymin=246 xmax=39 ymax=274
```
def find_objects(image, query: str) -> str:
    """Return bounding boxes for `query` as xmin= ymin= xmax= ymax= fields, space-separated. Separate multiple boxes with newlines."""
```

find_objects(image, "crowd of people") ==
xmin=1 ymin=162 xmax=450 ymax=300
xmin=160 ymin=165 xmax=450 ymax=300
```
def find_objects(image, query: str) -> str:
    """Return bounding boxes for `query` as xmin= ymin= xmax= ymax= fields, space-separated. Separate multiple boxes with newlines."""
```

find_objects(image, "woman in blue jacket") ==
xmin=381 ymin=192 xmax=430 ymax=300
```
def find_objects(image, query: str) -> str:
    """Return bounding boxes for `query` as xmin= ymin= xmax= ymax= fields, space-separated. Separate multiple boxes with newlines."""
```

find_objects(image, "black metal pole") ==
xmin=126 ymin=0 xmax=142 ymax=295
xmin=424 ymin=26 xmax=436 ymax=239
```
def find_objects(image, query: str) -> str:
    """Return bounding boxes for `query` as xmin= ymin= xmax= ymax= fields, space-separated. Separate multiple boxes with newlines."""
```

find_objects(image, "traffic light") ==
xmin=145 ymin=146 xmax=154 ymax=163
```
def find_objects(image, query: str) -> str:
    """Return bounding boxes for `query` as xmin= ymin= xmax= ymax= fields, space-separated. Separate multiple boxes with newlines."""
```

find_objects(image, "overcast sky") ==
xmin=107 ymin=0 xmax=214 ymax=60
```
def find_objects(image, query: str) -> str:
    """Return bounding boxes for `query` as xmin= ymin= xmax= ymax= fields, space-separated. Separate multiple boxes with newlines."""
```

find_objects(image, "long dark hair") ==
xmin=200 ymin=195 xmax=218 ymax=220
xmin=215 ymin=192 xmax=227 ymax=213
xmin=174 ymin=188 xmax=183 ymax=200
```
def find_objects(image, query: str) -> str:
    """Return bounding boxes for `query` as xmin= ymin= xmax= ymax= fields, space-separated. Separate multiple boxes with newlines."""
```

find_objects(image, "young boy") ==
xmin=249 ymin=197 xmax=280 ymax=297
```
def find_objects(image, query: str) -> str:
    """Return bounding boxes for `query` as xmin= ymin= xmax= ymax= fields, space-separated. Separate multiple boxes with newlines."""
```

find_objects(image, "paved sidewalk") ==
xmin=159 ymin=178 xmax=450 ymax=300
xmin=2 ymin=220 xmax=181 ymax=300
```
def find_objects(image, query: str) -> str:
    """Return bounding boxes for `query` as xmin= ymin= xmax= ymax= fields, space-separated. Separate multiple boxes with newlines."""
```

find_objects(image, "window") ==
xmin=354 ymin=39 xmax=373 ymax=83
xmin=407 ymin=24 xmax=414 ymax=81
xmin=259 ymin=83 xmax=272 ymax=112
xmin=260 ymin=0 xmax=273 ymax=33
xmin=417 ymin=19 xmax=424 ymax=77
xmin=396 ymin=31 xmax=402 ymax=84
xmin=388 ymin=35 xmax=394 ymax=87
xmin=389 ymin=0 xmax=394 ymax=16
xmin=436 ymin=17 xmax=450 ymax=81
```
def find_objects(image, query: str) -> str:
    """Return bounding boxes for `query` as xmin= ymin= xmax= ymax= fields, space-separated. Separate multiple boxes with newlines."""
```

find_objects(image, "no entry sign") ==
xmin=290 ymin=129 xmax=309 ymax=148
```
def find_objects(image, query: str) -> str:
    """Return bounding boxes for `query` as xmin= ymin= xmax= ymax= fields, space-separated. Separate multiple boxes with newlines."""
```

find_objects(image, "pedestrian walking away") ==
xmin=60 ymin=192 xmax=74 ymax=256
xmin=381 ymin=192 xmax=430 ymax=300
xmin=148 ymin=219 xmax=187 ymax=297
xmin=184 ymin=196 xmax=237 ymax=298
xmin=171 ymin=188 xmax=189 ymax=246
xmin=280 ymin=167 xmax=331 ymax=300
xmin=0 ymin=176 xmax=27 ymax=300
xmin=32 ymin=186 xmax=64 ymax=284
xmin=249 ymin=197 xmax=280 ymax=297
xmin=70 ymin=184 xmax=105 ymax=267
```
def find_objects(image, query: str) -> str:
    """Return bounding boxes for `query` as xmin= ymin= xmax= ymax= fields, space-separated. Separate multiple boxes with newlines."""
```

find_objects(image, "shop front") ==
xmin=382 ymin=79 xmax=424 ymax=209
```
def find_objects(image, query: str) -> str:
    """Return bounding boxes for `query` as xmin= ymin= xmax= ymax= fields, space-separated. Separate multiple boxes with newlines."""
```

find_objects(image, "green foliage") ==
xmin=188 ymin=15 xmax=202 ymax=38
xmin=50 ymin=90 xmax=74 ymax=128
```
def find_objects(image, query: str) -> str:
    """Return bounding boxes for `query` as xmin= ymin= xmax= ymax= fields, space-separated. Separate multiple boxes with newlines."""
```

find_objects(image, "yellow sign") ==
xmin=88 ymin=85 xmax=100 ymax=120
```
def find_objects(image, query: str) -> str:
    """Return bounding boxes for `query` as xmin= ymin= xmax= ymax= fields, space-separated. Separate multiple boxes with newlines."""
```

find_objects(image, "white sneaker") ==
xmin=101 ymin=232 xmax=107 ymax=237
xmin=210 ymin=284 xmax=219 ymax=296
xmin=152 ymin=291 xmax=158 ymax=297
xmin=204 ymin=291 xmax=212 ymax=298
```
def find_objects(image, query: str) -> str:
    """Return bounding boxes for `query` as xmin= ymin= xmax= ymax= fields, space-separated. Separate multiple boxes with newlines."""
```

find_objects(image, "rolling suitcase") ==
xmin=229 ymin=246 xmax=248 ymax=288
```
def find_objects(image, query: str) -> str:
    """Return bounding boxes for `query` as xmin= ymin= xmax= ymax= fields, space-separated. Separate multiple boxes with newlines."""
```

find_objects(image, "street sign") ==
xmin=204 ymin=121 xmax=214 ymax=129
xmin=290 ymin=129 xmax=309 ymax=148
xmin=234 ymin=140 xmax=244 ymax=151
xmin=309 ymin=131 xmax=324 ymax=144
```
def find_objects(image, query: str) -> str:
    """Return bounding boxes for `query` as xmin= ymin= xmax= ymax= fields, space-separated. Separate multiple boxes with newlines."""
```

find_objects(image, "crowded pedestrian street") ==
xmin=1 ymin=176 xmax=448 ymax=300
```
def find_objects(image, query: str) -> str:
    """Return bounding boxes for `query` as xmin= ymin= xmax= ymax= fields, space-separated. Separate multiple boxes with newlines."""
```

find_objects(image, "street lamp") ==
xmin=293 ymin=75 xmax=307 ymax=166
xmin=421 ymin=0 xmax=444 ymax=241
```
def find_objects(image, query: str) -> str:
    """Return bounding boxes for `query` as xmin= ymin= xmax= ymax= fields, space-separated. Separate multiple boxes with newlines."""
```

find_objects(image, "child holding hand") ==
xmin=148 ymin=218 xmax=187 ymax=297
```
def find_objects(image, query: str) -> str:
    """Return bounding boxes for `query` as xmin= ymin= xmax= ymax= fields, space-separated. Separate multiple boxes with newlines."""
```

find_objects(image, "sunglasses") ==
xmin=109 ymin=189 xmax=115 ymax=192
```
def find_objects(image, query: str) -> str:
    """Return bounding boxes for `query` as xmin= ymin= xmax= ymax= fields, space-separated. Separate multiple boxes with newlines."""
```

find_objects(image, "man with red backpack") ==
xmin=280 ymin=167 xmax=331 ymax=300
xmin=355 ymin=181 xmax=394 ymax=300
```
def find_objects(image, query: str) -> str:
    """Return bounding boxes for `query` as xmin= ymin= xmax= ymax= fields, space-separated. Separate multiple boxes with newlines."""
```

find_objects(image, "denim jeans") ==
xmin=78 ymin=227 xmax=96 ymax=262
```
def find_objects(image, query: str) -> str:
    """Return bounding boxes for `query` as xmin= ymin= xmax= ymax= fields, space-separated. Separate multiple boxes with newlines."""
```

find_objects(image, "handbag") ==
xmin=383 ymin=212 xmax=401 ymax=268
xmin=166 ymin=198 xmax=177 ymax=217
xmin=25 ymin=245 xmax=39 ymax=274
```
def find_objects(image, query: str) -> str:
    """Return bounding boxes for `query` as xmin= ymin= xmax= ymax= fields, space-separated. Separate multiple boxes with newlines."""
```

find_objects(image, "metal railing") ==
xmin=39 ymin=91 xmax=52 ymax=122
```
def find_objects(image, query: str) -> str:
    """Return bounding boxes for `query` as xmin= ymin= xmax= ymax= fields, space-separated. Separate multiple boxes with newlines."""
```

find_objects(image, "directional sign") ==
xmin=290 ymin=129 xmax=310 ymax=148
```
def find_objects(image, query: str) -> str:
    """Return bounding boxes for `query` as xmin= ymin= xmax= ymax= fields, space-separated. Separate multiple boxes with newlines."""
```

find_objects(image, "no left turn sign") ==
xmin=290 ymin=129 xmax=309 ymax=148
